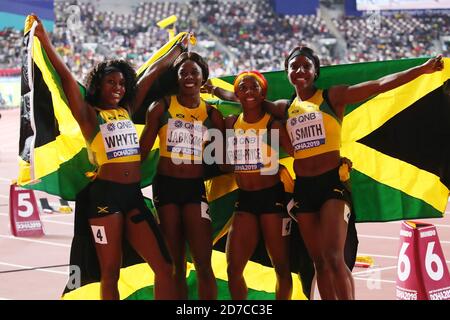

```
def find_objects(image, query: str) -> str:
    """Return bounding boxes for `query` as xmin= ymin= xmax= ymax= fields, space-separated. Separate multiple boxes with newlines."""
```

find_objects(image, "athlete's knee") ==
xmin=173 ymin=262 xmax=186 ymax=277
xmin=227 ymin=260 xmax=245 ymax=279
xmin=154 ymin=261 xmax=175 ymax=278
xmin=195 ymin=262 xmax=214 ymax=279
xmin=323 ymin=250 xmax=344 ymax=273
xmin=100 ymin=264 xmax=121 ymax=284
xmin=272 ymin=261 xmax=291 ymax=278
xmin=311 ymin=255 xmax=327 ymax=273
xmin=271 ymin=258 xmax=291 ymax=277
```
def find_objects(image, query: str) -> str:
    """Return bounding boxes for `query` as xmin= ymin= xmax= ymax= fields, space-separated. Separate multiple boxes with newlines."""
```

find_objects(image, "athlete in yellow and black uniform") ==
xmin=229 ymin=112 xmax=285 ymax=214
xmin=151 ymin=95 xmax=214 ymax=208
xmin=140 ymin=52 xmax=224 ymax=300
xmin=34 ymin=15 xmax=189 ymax=300
xmin=221 ymin=71 xmax=294 ymax=300
xmin=263 ymin=46 xmax=443 ymax=300
xmin=85 ymin=107 xmax=173 ymax=277
xmin=205 ymin=47 xmax=443 ymax=300
xmin=285 ymin=90 xmax=351 ymax=215
xmin=86 ymin=107 xmax=142 ymax=218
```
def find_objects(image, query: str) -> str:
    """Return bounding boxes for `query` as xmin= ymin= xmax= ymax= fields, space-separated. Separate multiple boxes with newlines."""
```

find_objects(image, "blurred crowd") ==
xmin=0 ymin=0 xmax=448 ymax=82
xmin=333 ymin=12 xmax=449 ymax=63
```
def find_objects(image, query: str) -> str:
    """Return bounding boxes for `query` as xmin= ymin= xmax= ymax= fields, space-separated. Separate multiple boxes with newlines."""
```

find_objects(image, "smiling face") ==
xmin=98 ymin=71 xmax=126 ymax=107
xmin=287 ymin=54 xmax=316 ymax=90
xmin=177 ymin=60 xmax=204 ymax=95
xmin=235 ymin=75 xmax=265 ymax=111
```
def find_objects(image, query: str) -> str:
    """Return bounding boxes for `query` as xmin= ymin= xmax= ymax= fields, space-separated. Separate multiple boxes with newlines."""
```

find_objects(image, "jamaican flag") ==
xmin=207 ymin=60 xmax=450 ymax=222
xmin=17 ymin=16 xmax=185 ymax=199
xmin=18 ymin=16 xmax=310 ymax=300
xmin=17 ymin=14 xmax=447 ymax=299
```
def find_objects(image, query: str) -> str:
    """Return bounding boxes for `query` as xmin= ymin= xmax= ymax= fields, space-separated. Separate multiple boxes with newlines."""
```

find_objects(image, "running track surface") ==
xmin=0 ymin=108 xmax=449 ymax=300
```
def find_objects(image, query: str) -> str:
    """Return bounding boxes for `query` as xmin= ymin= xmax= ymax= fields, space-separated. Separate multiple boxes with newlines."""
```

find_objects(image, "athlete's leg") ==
xmin=260 ymin=213 xmax=292 ymax=300
xmin=226 ymin=212 xmax=260 ymax=300
xmin=89 ymin=213 xmax=123 ymax=300
xmin=320 ymin=199 xmax=354 ymax=299
xmin=296 ymin=212 xmax=336 ymax=299
xmin=182 ymin=203 xmax=217 ymax=300
xmin=158 ymin=204 xmax=187 ymax=299
xmin=125 ymin=208 xmax=177 ymax=299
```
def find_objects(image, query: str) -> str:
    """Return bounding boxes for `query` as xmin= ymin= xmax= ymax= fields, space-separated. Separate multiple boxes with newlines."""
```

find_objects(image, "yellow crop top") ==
xmin=286 ymin=89 xmax=341 ymax=159
xmin=87 ymin=107 xmax=141 ymax=167
xmin=157 ymin=96 xmax=212 ymax=161
xmin=227 ymin=112 xmax=277 ymax=174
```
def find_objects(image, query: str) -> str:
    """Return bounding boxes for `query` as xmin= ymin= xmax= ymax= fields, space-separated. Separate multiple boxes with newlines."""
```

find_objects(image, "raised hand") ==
xmin=29 ymin=14 xmax=48 ymax=42
xmin=177 ymin=32 xmax=194 ymax=52
xmin=200 ymin=79 xmax=214 ymax=94
xmin=421 ymin=55 xmax=444 ymax=74
xmin=341 ymin=157 xmax=353 ymax=171
xmin=181 ymin=32 xmax=190 ymax=47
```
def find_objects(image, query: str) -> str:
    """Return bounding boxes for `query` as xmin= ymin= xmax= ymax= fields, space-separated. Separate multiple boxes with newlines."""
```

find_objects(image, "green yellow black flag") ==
xmin=18 ymin=16 xmax=448 ymax=300
xmin=17 ymin=16 xmax=310 ymax=299
xmin=207 ymin=59 xmax=450 ymax=222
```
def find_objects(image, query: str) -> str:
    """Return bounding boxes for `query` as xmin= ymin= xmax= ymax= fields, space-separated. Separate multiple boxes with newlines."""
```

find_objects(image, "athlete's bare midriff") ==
xmin=235 ymin=171 xmax=280 ymax=191
xmin=293 ymin=150 xmax=341 ymax=177
xmin=97 ymin=161 xmax=141 ymax=183
xmin=157 ymin=156 xmax=204 ymax=178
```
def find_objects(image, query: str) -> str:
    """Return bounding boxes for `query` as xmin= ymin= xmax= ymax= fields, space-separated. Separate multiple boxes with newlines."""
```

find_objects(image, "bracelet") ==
xmin=211 ymin=86 xmax=217 ymax=95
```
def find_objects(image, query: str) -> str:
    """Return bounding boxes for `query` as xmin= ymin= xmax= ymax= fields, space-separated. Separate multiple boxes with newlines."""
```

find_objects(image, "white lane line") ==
xmin=0 ymin=144 xmax=18 ymax=149
xmin=357 ymin=252 xmax=450 ymax=264
xmin=353 ymin=265 xmax=397 ymax=276
xmin=353 ymin=277 xmax=396 ymax=284
xmin=0 ymin=262 xmax=67 ymax=275
xmin=359 ymin=234 xmax=450 ymax=244
xmin=0 ymin=178 xmax=13 ymax=182
xmin=427 ymin=224 xmax=450 ymax=228
xmin=0 ymin=195 xmax=8 ymax=199
xmin=37 ymin=214 xmax=74 ymax=220
xmin=358 ymin=253 xmax=397 ymax=259
xmin=41 ymin=219 xmax=73 ymax=226
xmin=0 ymin=137 xmax=19 ymax=144
xmin=0 ymin=235 xmax=70 ymax=248
xmin=359 ymin=234 xmax=402 ymax=240
xmin=0 ymin=213 xmax=74 ymax=226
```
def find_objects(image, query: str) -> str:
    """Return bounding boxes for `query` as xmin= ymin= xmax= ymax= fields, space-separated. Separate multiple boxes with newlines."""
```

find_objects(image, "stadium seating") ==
xmin=0 ymin=0 xmax=448 ymax=81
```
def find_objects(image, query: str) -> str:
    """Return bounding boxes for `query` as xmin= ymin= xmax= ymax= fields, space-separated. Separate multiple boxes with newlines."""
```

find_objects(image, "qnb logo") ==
xmin=106 ymin=123 xmax=115 ymax=131
xmin=194 ymin=123 xmax=203 ymax=131
xmin=183 ymin=122 xmax=199 ymax=130
xmin=116 ymin=121 xmax=132 ymax=129
xmin=290 ymin=118 xmax=297 ymax=126
xmin=174 ymin=120 xmax=183 ymax=128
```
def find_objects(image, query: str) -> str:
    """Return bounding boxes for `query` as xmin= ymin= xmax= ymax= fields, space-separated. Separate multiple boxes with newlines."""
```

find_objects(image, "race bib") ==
xmin=166 ymin=119 xmax=206 ymax=157
xmin=99 ymin=119 xmax=139 ymax=160
xmin=227 ymin=132 xmax=264 ymax=171
xmin=287 ymin=111 xmax=326 ymax=151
